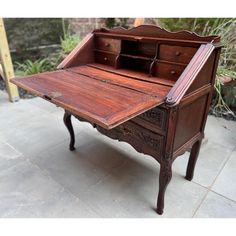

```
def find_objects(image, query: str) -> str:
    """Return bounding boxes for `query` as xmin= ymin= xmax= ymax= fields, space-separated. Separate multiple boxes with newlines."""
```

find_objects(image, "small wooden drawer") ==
xmin=94 ymin=51 xmax=117 ymax=66
xmin=159 ymin=44 xmax=198 ymax=64
xmin=154 ymin=62 xmax=185 ymax=81
xmin=95 ymin=37 xmax=121 ymax=53
xmin=97 ymin=121 xmax=164 ymax=158
xmin=132 ymin=107 xmax=167 ymax=133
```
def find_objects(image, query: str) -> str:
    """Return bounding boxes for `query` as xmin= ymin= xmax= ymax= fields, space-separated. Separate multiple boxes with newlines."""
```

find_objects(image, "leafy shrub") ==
xmin=14 ymin=58 xmax=57 ymax=98
xmin=15 ymin=58 xmax=53 ymax=76
xmin=60 ymin=33 xmax=81 ymax=54
xmin=104 ymin=18 xmax=128 ymax=28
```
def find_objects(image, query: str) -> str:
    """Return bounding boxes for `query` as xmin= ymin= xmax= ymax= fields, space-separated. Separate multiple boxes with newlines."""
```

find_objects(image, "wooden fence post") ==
xmin=0 ymin=18 xmax=19 ymax=102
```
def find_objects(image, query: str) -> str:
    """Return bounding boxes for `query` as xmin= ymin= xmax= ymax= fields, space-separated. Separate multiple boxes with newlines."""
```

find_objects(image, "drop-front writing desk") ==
xmin=12 ymin=25 xmax=221 ymax=215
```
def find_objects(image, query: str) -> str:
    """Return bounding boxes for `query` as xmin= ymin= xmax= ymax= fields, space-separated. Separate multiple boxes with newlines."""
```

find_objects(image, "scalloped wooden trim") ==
xmin=94 ymin=24 xmax=220 ymax=43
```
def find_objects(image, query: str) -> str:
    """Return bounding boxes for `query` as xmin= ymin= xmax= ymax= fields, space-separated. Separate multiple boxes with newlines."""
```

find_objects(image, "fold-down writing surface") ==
xmin=12 ymin=69 xmax=169 ymax=129
xmin=67 ymin=65 xmax=172 ymax=97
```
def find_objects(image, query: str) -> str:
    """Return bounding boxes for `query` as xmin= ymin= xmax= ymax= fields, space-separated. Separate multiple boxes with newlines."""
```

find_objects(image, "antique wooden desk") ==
xmin=12 ymin=25 xmax=221 ymax=215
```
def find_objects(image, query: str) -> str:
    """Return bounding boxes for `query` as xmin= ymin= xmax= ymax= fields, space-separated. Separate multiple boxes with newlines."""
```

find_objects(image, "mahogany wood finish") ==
xmin=186 ymin=140 xmax=202 ymax=181
xmin=11 ymin=25 xmax=221 ymax=215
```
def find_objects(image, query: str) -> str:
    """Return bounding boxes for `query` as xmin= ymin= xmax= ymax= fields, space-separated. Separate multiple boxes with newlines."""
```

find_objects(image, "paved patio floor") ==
xmin=0 ymin=90 xmax=236 ymax=217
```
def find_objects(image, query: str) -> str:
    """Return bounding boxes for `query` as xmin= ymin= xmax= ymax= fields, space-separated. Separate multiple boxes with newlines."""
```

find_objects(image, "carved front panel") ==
xmin=97 ymin=121 xmax=164 ymax=159
xmin=133 ymin=107 xmax=167 ymax=132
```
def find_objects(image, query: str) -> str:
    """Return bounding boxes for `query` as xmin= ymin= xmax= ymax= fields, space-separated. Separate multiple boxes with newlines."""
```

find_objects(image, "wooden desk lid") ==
xmin=12 ymin=66 xmax=170 ymax=129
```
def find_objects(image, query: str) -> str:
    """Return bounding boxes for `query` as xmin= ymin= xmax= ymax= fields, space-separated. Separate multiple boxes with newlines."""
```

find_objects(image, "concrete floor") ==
xmin=0 ymin=90 xmax=236 ymax=218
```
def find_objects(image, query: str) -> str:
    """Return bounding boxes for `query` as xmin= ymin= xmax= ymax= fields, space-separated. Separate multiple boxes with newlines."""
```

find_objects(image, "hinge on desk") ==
xmin=43 ymin=91 xmax=62 ymax=101
xmin=49 ymin=91 xmax=62 ymax=98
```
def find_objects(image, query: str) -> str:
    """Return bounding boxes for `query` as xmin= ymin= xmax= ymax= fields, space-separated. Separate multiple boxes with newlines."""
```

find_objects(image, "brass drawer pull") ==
xmin=105 ymin=42 xmax=110 ymax=47
xmin=104 ymin=57 xmax=108 ymax=61
xmin=175 ymin=51 xmax=181 ymax=56
xmin=43 ymin=95 xmax=51 ymax=101
xmin=170 ymin=70 xmax=176 ymax=75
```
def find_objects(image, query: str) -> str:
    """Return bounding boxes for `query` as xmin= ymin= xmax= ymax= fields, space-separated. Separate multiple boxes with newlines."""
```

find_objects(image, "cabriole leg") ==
xmin=157 ymin=160 xmax=172 ymax=215
xmin=185 ymin=140 xmax=202 ymax=181
xmin=63 ymin=111 xmax=75 ymax=151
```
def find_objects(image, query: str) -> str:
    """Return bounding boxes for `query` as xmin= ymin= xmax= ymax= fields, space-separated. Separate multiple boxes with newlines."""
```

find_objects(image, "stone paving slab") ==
xmin=212 ymin=151 xmax=236 ymax=202
xmin=194 ymin=191 xmax=236 ymax=218
xmin=0 ymin=155 xmax=98 ymax=217
xmin=173 ymin=141 xmax=234 ymax=188
xmin=0 ymin=92 xmax=235 ymax=217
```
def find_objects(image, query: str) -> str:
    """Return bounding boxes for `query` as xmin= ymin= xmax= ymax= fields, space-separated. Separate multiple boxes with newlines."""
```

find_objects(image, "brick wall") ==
xmin=67 ymin=18 xmax=105 ymax=38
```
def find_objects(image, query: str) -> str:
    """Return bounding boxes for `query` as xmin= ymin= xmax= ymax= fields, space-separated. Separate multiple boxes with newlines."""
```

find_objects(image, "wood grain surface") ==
xmin=12 ymin=68 xmax=170 ymax=129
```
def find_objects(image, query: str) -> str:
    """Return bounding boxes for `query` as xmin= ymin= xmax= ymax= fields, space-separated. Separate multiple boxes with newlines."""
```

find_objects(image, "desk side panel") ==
xmin=173 ymin=48 xmax=221 ymax=155
xmin=173 ymin=94 xmax=208 ymax=151
xmin=186 ymin=51 xmax=216 ymax=94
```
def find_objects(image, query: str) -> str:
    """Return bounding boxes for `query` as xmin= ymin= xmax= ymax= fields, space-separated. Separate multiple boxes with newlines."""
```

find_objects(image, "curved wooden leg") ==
xmin=157 ymin=160 xmax=172 ymax=215
xmin=185 ymin=140 xmax=202 ymax=181
xmin=63 ymin=111 xmax=75 ymax=151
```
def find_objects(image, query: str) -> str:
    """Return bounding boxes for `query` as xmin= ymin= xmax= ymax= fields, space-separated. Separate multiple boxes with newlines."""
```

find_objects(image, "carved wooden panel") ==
xmin=97 ymin=121 xmax=164 ymax=159
xmin=132 ymin=107 xmax=167 ymax=132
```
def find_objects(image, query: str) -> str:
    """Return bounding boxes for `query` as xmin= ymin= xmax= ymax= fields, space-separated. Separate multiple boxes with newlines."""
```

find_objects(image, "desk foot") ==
xmin=185 ymin=140 xmax=202 ymax=181
xmin=156 ymin=208 xmax=163 ymax=215
xmin=157 ymin=161 xmax=172 ymax=215
xmin=69 ymin=146 xmax=75 ymax=151
xmin=63 ymin=111 xmax=75 ymax=151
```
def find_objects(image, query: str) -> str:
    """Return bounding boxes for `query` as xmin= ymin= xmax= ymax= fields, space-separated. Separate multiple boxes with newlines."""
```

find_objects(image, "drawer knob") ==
xmin=104 ymin=57 xmax=108 ymax=61
xmin=123 ymin=127 xmax=131 ymax=135
xmin=170 ymin=70 xmax=176 ymax=75
xmin=105 ymin=42 xmax=110 ymax=47
xmin=175 ymin=51 xmax=181 ymax=56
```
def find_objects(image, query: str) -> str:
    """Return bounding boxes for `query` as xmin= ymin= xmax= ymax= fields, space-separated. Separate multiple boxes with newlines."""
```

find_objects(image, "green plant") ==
xmin=105 ymin=18 xmax=116 ymax=28
xmin=15 ymin=58 xmax=53 ymax=76
xmin=213 ymin=77 xmax=234 ymax=116
xmin=206 ymin=19 xmax=236 ymax=116
xmin=104 ymin=18 xmax=128 ymax=28
xmin=60 ymin=32 xmax=81 ymax=54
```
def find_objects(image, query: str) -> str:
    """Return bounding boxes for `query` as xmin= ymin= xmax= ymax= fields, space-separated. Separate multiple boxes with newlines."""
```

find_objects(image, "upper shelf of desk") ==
xmin=12 ymin=25 xmax=220 ymax=129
